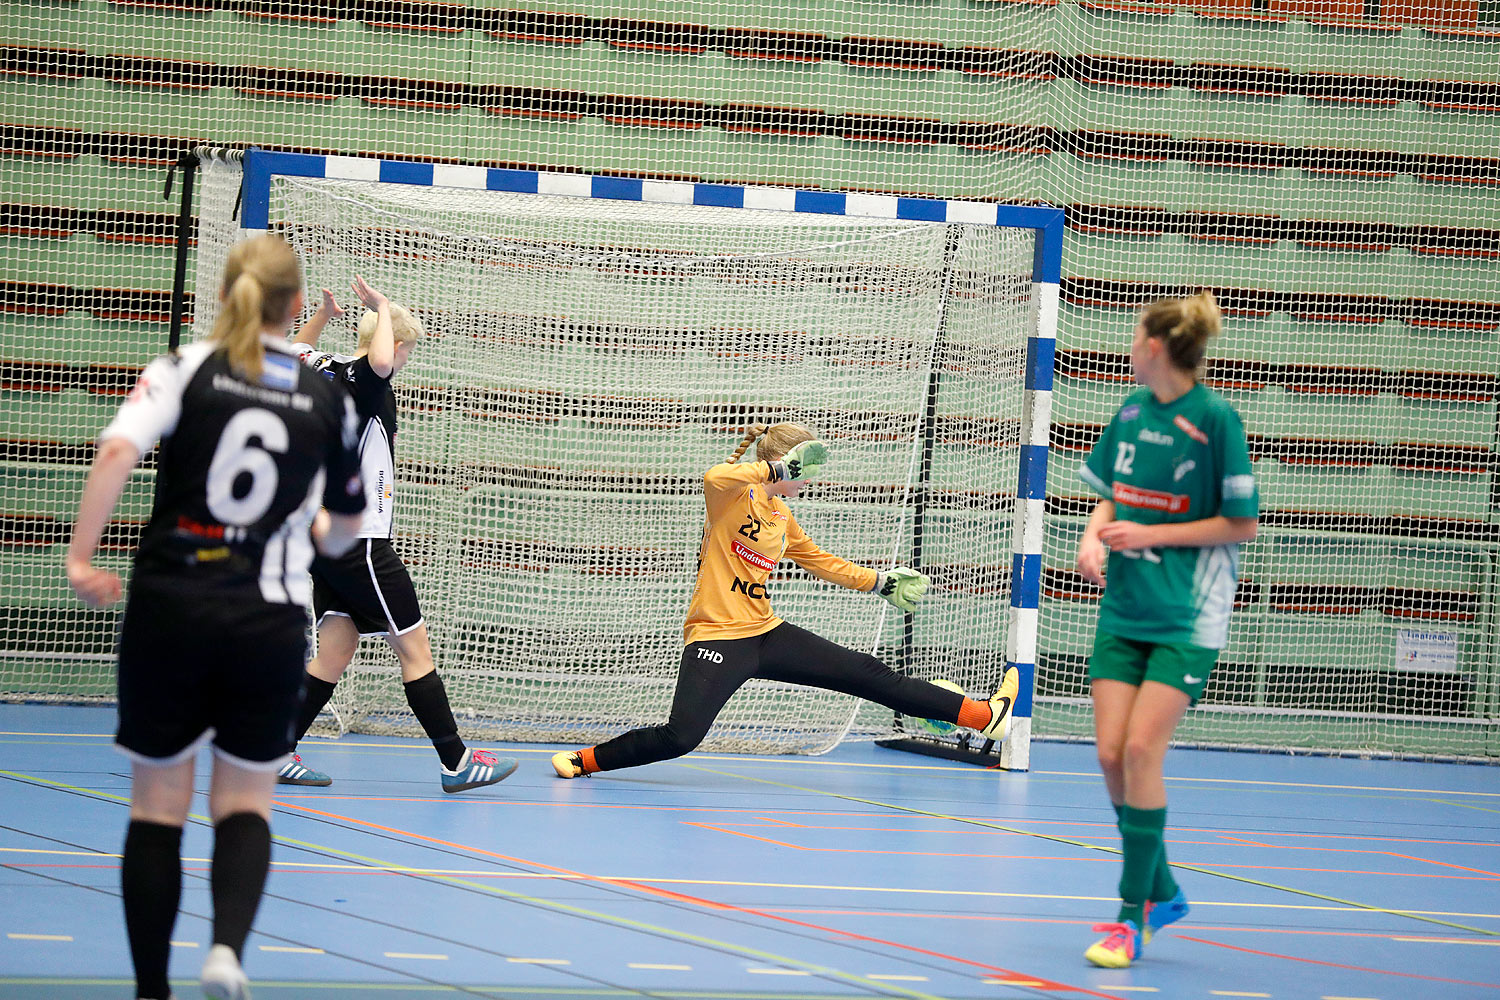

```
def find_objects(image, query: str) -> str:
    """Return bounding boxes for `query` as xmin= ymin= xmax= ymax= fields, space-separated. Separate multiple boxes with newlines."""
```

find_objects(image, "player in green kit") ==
xmin=1076 ymin=292 xmax=1259 ymax=969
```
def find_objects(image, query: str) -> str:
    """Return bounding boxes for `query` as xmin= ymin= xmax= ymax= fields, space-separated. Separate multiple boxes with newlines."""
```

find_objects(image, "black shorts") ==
xmin=311 ymin=537 xmax=424 ymax=637
xmin=115 ymin=574 xmax=309 ymax=769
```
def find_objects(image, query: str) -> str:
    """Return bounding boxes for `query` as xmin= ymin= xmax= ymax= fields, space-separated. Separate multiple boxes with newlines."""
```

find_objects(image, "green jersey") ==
xmin=1081 ymin=383 xmax=1258 ymax=649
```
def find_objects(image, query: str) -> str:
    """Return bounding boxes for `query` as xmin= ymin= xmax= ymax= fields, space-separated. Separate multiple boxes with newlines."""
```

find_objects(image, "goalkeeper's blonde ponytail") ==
xmin=756 ymin=422 xmax=815 ymax=462
xmin=727 ymin=421 xmax=816 ymax=464
xmin=728 ymin=423 xmax=766 ymax=463
xmin=1140 ymin=290 xmax=1221 ymax=376
xmin=212 ymin=235 xmax=302 ymax=380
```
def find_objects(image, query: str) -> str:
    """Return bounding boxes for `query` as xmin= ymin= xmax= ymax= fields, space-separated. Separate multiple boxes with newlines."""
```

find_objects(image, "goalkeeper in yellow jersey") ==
xmin=552 ymin=421 xmax=1019 ymax=779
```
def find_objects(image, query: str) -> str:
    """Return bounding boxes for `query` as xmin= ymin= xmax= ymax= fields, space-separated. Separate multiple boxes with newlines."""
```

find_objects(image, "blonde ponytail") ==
xmin=728 ymin=423 xmax=766 ymax=463
xmin=755 ymin=422 xmax=816 ymax=462
xmin=211 ymin=235 xmax=302 ymax=380
xmin=1140 ymin=290 xmax=1221 ymax=375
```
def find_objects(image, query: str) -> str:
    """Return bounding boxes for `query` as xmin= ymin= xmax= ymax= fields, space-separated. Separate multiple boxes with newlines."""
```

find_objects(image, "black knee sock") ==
xmin=210 ymin=812 xmax=271 ymax=958
xmin=121 ymin=820 xmax=183 ymax=1000
xmin=404 ymin=671 xmax=466 ymax=770
xmin=293 ymin=675 xmax=338 ymax=746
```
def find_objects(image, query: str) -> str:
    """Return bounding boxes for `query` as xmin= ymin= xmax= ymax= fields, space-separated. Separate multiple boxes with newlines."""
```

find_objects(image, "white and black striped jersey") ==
xmin=101 ymin=338 xmax=366 ymax=606
xmin=291 ymin=345 xmax=397 ymax=539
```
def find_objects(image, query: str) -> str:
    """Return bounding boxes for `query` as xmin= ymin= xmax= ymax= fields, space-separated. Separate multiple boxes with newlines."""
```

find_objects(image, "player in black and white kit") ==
xmin=66 ymin=236 xmax=366 ymax=1000
xmin=278 ymin=277 xmax=517 ymax=792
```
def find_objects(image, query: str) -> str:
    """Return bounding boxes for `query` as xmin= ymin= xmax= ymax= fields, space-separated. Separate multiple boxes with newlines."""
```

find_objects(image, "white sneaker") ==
xmin=200 ymin=943 xmax=250 ymax=1000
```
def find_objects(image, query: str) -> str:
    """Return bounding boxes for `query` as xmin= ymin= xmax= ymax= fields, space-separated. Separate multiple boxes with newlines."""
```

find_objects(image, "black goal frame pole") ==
xmin=165 ymin=146 xmax=245 ymax=352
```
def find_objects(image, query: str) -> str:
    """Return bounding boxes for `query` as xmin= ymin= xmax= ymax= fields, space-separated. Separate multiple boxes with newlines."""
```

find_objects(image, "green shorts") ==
xmin=1089 ymin=630 xmax=1218 ymax=706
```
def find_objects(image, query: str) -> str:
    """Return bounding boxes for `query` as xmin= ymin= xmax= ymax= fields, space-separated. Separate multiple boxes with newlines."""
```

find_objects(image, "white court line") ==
xmin=385 ymin=952 xmax=447 ymax=960
xmin=20 ymin=836 xmax=1484 ymax=924
xmin=867 ymin=973 xmax=930 ymax=981
xmin=628 ymin=963 xmax=691 ymax=970
xmin=4 ymin=729 xmax=1496 ymax=798
xmin=984 ymin=979 xmax=1048 ymax=986
xmin=5 ymin=837 xmax=1492 ymax=922
xmin=259 ymin=945 xmax=323 ymax=954
xmin=1211 ymin=992 xmax=1271 ymax=998
xmin=0 ymin=731 xmax=114 ymax=737
xmin=507 ymin=957 xmax=569 ymax=965
xmin=5 ymin=934 xmax=70 ymax=942
xmin=170 ymin=941 xmax=199 ymax=948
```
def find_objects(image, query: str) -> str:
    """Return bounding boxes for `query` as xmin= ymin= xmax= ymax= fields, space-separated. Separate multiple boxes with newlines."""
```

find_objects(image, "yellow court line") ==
xmin=1391 ymin=936 xmax=1500 ymax=945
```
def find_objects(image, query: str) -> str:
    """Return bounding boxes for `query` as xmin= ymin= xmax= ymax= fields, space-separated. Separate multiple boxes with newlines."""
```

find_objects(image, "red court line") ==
xmin=651 ymin=811 xmax=1500 ymax=849
xmin=1217 ymin=836 xmax=1500 ymax=877
xmin=273 ymin=799 xmax=1126 ymax=999
xmin=1384 ymin=852 xmax=1500 ymax=879
xmin=275 ymin=795 xmax=1500 ymax=848
xmin=684 ymin=824 xmax=1497 ymax=879
xmin=1178 ymin=934 xmax=1500 ymax=989
xmin=763 ymin=911 xmax=1500 ymax=943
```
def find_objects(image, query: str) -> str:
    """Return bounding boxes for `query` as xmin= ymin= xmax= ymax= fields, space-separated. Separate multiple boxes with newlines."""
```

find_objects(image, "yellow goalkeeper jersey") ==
xmin=683 ymin=461 xmax=878 ymax=645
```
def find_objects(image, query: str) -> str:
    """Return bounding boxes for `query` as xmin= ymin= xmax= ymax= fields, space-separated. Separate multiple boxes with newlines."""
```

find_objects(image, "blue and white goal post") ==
xmin=214 ymin=148 xmax=1060 ymax=769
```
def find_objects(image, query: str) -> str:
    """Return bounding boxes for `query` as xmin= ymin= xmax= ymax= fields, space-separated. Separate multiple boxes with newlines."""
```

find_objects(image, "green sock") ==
xmin=1115 ymin=802 xmax=1179 ymax=904
xmin=1117 ymin=805 xmax=1167 ymax=923
xmin=1150 ymin=812 xmax=1180 ymax=903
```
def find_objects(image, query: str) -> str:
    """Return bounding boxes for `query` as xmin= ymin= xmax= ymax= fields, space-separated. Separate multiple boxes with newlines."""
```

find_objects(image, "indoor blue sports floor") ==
xmin=1 ymin=703 xmax=1496 ymax=1000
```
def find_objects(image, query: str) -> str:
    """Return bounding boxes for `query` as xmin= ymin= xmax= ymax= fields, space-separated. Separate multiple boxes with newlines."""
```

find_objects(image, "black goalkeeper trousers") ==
xmin=590 ymin=621 xmax=966 ymax=773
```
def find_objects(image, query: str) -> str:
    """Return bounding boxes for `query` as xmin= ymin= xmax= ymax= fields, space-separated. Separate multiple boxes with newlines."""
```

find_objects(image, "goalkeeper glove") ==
xmin=874 ymin=567 xmax=929 ymax=613
xmin=779 ymin=439 xmax=827 ymax=481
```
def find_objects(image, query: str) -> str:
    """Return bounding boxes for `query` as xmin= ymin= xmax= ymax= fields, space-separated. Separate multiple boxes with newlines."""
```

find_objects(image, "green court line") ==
xmin=0 ymin=770 xmax=955 ymax=1000
xmin=678 ymin=762 xmax=1500 ymax=939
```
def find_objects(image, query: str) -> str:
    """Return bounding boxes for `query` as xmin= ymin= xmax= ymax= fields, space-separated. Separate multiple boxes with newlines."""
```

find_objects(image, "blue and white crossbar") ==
xmin=240 ymin=149 xmax=1061 ymax=771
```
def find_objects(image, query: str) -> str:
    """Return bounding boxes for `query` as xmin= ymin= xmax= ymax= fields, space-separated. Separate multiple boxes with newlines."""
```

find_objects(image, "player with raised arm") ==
xmin=1075 ymin=292 xmax=1259 ymax=969
xmin=550 ymin=422 xmax=1019 ymax=779
xmin=278 ymin=278 xmax=517 ymax=792
xmin=66 ymin=235 xmax=366 ymax=1000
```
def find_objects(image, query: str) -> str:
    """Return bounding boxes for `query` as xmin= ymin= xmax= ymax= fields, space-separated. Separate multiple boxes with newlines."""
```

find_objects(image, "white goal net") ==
xmin=194 ymin=155 xmax=1038 ymax=756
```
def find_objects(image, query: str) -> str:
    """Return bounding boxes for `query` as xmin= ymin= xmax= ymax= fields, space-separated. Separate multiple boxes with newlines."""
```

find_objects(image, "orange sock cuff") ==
xmin=956 ymin=698 xmax=992 ymax=730
xmin=579 ymin=747 xmax=600 ymax=774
